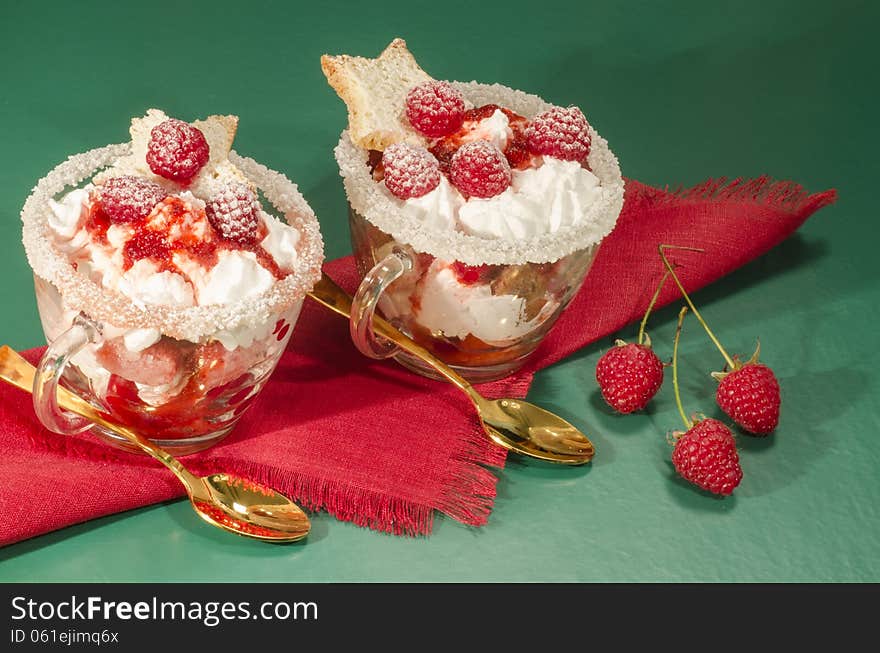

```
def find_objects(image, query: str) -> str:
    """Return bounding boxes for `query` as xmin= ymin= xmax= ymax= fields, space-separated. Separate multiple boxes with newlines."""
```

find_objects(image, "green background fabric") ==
xmin=0 ymin=0 xmax=877 ymax=582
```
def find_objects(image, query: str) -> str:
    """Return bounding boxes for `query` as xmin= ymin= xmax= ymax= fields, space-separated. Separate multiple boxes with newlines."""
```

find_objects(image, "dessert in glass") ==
xmin=21 ymin=109 xmax=324 ymax=454
xmin=322 ymin=39 xmax=624 ymax=382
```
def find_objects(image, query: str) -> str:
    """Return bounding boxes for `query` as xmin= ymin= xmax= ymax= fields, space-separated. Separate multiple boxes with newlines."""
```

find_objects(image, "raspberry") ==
xmin=146 ymin=119 xmax=210 ymax=182
xmin=205 ymin=182 xmax=262 ymax=245
xmin=98 ymin=176 xmax=167 ymax=224
xmin=449 ymin=140 xmax=511 ymax=198
xmin=671 ymin=418 xmax=743 ymax=496
xmin=595 ymin=341 xmax=665 ymax=413
xmin=526 ymin=106 xmax=591 ymax=161
xmin=405 ymin=81 xmax=466 ymax=138
xmin=716 ymin=363 xmax=781 ymax=435
xmin=381 ymin=143 xmax=441 ymax=199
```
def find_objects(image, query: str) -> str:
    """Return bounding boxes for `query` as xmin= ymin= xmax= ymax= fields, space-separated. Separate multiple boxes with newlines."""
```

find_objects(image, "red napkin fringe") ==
xmin=656 ymin=175 xmax=837 ymax=212
xmin=209 ymin=421 xmax=509 ymax=536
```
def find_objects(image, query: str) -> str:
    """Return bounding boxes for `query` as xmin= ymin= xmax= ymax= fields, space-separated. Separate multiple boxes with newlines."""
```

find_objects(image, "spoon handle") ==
xmin=307 ymin=275 xmax=478 ymax=398
xmin=0 ymin=346 xmax=199 ymax=488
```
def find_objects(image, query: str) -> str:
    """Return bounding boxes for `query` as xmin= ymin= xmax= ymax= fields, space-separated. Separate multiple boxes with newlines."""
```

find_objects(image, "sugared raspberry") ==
xmin=146 ymin=119 xmax=210 ymax=182
xmin=381 ymin=143 xmax=441 ymax=199
xmin=205 ymin=182 xmax=262 ymax=245
xmin=526 ymin=106 xmax=591 ymax=161
xmin=449 ymin=140 xmax=511 ymax=198
xmin=98 ymin=176 xmax=168 ymax=224
xmin=405 ymin=81 xmax=466 ymax=138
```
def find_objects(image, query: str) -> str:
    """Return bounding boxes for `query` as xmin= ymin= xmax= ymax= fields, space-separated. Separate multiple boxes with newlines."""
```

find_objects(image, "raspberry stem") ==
xmin=659 ymin=245 xmax=736 ymax=370
xmin=672 ymin=306 xmax=692 ymax=430
xmin=637 ymin=269 xmax=672 ymax=346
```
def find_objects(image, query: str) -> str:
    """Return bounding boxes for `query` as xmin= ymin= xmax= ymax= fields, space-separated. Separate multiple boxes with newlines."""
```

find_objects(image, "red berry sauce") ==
xmin=450 ymin=261 xmax=493 ymax=284
xmin=84 ymin=200 xmax=112 ymax=245
xmin=112 ymin=194 xmax=287 ymax=281
xmin=123 ymin=229 xmax=171 ymax=269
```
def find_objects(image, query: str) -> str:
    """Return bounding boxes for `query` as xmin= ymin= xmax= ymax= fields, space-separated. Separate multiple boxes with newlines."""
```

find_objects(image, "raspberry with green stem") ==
xmin=659 ymin=244 xmax=781 ymax=435
xmin=669 ymin=306 xmax=743 ymax=496
xmin=595 ymin=270 xmax=671 ymax=414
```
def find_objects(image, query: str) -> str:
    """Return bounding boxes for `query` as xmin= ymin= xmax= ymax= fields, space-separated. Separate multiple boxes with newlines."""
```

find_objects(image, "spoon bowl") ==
xmin=0 ymin=346 xmax=310 ymax=543
xmin=307 ymin=274 xmax=595 ymax=465
xmin=478 ymin=397 xmax=594 ymax=464
xmin=192 ymin=473 xmax=311 ymax=542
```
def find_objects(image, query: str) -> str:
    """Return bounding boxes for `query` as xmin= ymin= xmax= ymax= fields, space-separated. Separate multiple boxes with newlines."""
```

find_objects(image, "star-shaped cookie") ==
xmin=321 ymin=38 xmax=434 ymax=151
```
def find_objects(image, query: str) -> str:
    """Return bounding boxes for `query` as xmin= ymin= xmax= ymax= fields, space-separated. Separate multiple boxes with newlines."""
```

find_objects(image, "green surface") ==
xmin=1 ymin=0 xmax=877 ymax=582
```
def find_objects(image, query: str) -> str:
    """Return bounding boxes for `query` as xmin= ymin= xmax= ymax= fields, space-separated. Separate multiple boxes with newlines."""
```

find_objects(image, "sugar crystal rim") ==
xmin=334 ymin=80 xmax=625 ymax=265
xmin=21 ymin=143 xmax=325 ymax=342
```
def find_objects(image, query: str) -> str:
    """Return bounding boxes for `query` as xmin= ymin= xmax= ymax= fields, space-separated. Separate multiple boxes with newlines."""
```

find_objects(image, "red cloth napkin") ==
xmin=0 ymin=177 xmax=835 ymax=545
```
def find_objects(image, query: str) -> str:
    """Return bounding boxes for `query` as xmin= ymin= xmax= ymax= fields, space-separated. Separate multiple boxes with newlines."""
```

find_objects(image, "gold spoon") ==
xmin=307 ymin=274 xmax=595 ymax=465
xmin=0 ymin=345 xmax=310 ymax=543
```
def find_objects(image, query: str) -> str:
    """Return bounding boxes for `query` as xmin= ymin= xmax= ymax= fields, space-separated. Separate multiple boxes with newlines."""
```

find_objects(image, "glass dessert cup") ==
xmin=349 ymin=207 xmax=598 ymax=382
xmin=22 ymin=144 xmax=324 ymax=455
xmin=336 ymin=81 xmax=624 ymax=383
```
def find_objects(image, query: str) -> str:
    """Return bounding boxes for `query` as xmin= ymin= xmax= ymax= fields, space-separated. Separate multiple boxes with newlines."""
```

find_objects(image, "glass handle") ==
xmin=33 ymin=313 xmax=101 ymax=435
xmin=350 ymin=249 xmax=412 ymax=359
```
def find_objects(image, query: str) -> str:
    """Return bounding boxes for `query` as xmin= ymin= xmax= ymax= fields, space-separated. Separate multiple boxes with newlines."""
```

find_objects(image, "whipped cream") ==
xmin=260 ymin=211 xmax=300 ymax=271
xmin=119 ymin=259 xmax=195 ymax=309
xmin=415 ymin=262 xmax=554 ymax=344
xmin=393 ymin=176 xmax=464 ymax=232
xmin=386 ymin=157 xmax=602 ymax=241
xmin=198 ymin=250 xmax=274 ymax=305
xmin=459 ymin=159 xmax=602 ymax=239
xmin=123 ymin=328 xmax=162 ymax=353
xmin=48 ymin=188 xmax=89 ymax=240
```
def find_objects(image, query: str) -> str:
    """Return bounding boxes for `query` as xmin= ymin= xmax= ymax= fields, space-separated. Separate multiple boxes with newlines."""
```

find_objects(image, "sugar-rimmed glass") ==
xmin=21 ymin=145 xmax=324 ymax=454
xmin=336 ymin=82 xmax=625 ymax=383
